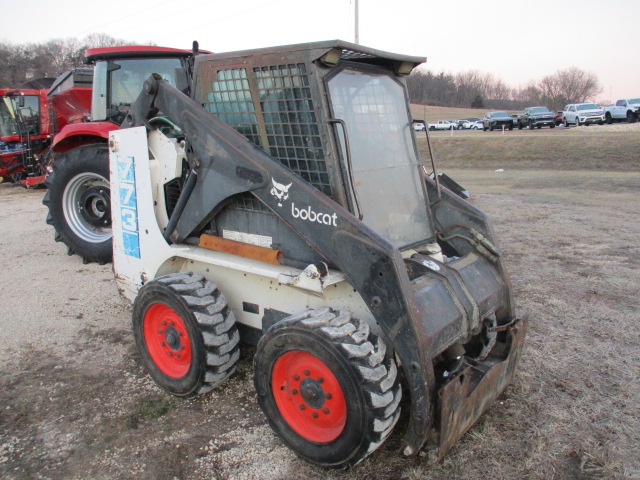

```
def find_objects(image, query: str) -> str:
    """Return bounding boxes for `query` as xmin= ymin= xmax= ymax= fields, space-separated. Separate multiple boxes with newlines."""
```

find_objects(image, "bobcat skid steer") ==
xmin=108 ymin=41 xmax=528 ymax=468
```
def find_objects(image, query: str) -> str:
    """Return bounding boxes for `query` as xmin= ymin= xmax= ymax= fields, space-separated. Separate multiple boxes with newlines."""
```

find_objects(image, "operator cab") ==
xmin=192 ymin=41 xmax=435 ymax=263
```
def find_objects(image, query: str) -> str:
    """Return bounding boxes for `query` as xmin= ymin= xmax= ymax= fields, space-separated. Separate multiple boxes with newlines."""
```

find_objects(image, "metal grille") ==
xmin=204 ymin=68 xmax=261 ymax=146
xmin=254 ymin=64 xmax=332 ymax=197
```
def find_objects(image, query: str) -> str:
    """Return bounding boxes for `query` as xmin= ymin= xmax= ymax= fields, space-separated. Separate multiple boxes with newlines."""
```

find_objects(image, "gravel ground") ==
xmin=0 ymin=164 xmax=639 ymax=479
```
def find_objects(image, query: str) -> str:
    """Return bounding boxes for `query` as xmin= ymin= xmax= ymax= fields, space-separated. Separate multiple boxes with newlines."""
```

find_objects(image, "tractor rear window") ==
xmin=106 ymin=58 xmax=183 ymax=125
xmin=0 ymin=97 xmax=18 ymax=136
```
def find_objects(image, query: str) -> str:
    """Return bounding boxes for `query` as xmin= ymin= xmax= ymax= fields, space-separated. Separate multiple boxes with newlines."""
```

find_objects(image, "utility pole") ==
xmin=355 ymin=0 xmax=359 ymax=44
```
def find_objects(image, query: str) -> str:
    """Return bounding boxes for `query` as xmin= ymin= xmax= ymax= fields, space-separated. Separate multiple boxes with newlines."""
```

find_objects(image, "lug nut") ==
xmin=317 ymin=377 xmax=324 ymax=384
xmin=162 ymin=320 xmax=167 ymax=325
xmin=176 ymin=354 xmax=181 ymax=358
xmin=291 ymin=389 xmax=298 ymax=395
xmin=160 ymin=342 xmax=165 ymax=347
xmin=299 ymin=405 xmax=305 ymax=410
xmin=323 ymin=407 xmax=330 ymax=414
xmin=312 ymin=412 xmax=318 ymax=418
xmin=325 ymin=393 xmax=332 ymax=399
xmin=169 ymin=321 xmax=174 ymax=326
xmin=158 ymin=329 xmax=163 ymax=334
xmin=303 ymin=369 xmax=310 ymax=376
xmin=167 ymin=352 xmax=173 ymax=357
xmin=293 ymin=374 xmax=300 ymax=381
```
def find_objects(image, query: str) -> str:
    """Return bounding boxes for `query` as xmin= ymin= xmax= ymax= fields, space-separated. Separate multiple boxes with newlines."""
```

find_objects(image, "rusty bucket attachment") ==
xmin=427 ymin=316 xmax=529 ymax=460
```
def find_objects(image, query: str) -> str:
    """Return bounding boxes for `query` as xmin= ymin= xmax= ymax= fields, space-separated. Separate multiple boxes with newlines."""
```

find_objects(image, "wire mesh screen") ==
xmin=254 ymin=64 xmax=332 ymax=197
xmin=204 ymin=68 xmax=261 ymax=147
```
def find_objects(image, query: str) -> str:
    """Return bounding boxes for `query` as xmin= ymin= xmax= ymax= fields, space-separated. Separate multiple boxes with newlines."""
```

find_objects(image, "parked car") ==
xmin=428 ymin=120 xmax=458 ymax=131
xmin=603 ymin=98 xmax=640 ymax=123
xmin=457 ymin=119 xmax=473 ymax=129
xmin=562 ymin=103 xmax=605 ymax=127
xmin=413 ymin=122 xmax=426 ymax=131
xmin=483 ymin=111 xmax=514 ymax=131
xmin=470 ymin=120 xmax=483 ymax=130
xmin=516 ymin=106 xmax=556 ymax=129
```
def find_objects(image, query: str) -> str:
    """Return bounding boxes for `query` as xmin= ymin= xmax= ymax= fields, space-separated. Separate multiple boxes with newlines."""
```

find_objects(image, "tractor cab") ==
xmin=87 ymin=46 xmax=194 ymax=126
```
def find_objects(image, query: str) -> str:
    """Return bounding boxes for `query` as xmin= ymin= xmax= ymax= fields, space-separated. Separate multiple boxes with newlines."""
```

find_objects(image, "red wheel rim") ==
xmin=143 ymin=303 xmax=192 ymax=378
xmin=272 ymin=350 xmax=347 ymax=443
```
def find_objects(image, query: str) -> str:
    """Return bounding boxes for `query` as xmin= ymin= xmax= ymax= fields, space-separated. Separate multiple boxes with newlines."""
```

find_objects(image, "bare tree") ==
xmin=0 ymin=33 xmax=142 ymax=88
xmin=538 ymin=67 xmax=602 ymax=110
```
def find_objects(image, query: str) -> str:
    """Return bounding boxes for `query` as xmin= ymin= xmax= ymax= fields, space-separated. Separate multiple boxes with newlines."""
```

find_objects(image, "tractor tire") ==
xmin=253 ymin=307 xmax=401 ymax=468
xmin=132 ymin=272 xmax=240 ymax=397
xmin=43 ymin=144 xmax=112 ymax=264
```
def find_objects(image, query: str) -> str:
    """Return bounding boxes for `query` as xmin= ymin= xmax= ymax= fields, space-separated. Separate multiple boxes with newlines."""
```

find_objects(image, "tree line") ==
xmin=406 ymin=66 xmax=602 ymax=112
xmin=0 ymin=34 xmax=141 ymax=88
xmin=1 ymin=34 xmax=602 ymax=112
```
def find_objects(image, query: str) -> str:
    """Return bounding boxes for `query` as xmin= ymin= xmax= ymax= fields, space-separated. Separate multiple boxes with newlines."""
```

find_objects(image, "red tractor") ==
xmin=1 ymin=87 xmax=52 ymax=184
xmin=43 ymin=45 xmax=199 ymax=264
xmin=0 ymin=69 xmax=92 ymax=186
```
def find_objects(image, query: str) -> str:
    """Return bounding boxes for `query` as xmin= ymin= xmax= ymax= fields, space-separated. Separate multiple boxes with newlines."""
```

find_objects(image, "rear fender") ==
xmin=52 ymin=122 xmax=116 ymax=153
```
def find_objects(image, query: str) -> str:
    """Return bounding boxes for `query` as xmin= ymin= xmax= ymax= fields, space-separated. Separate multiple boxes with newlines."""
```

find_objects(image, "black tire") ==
xmin=509 ymin=125 xmax=513 ymax=131
xmin=132 ymin=272 xmax=240 ymax=397
xmin=627 ymin=111 xmax=636 ymax=123
xmin=517 ymin=122 xmax=523 ymax=130
xmin=605 ymin=112 xmax=613 ymax=124
xmin=254 ymin=307 xmax=401 ymax=468
xmin=563 ymin=118 xmax=570 ymax=128
xmin=43 ymin=144 xmax=112 ymax=264
xmin=575 ymin=118 xmax=580 ymax=127
xmin=528 ymin=120 xmax=534 ymax=130
xmin=550 ymin=124 xmax=555 ymax=129
xmin=489 ymin=124 xmax=494 ymax=131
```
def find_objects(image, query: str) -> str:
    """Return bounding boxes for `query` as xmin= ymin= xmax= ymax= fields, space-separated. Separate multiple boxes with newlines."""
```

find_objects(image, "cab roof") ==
xmin=197 ymin=40 xmax=426 ymax=74
xmin=84 ymin=46 xmax=196 ymax=64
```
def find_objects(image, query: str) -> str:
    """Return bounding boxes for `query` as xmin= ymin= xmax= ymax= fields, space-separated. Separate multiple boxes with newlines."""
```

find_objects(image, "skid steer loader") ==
xmin=108 ymin=41 xmax=528 ymax=467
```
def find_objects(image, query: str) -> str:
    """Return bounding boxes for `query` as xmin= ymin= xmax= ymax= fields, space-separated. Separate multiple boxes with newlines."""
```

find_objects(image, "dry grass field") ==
xmin=0 ymin=125 xmax=638 ymax=479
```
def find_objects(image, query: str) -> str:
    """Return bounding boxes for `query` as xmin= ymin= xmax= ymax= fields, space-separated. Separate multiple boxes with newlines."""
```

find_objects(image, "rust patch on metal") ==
xmin=198 ymin=234 xmax=282 ymax=265
xmin=431 ymin=315 xmax=529 ymax=460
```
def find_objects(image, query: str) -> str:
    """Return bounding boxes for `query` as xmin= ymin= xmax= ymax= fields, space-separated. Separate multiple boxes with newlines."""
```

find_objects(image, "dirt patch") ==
xmin=1 ymin=161 xmax=639 ymax=479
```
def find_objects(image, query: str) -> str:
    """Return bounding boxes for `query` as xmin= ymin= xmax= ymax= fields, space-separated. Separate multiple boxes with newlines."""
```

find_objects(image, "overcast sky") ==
xmin=1 ymin=0 xmax=638 ymax=102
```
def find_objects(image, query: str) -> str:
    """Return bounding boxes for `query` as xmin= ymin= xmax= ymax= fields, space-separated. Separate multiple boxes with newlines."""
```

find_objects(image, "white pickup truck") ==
xmin=428 ymin=120 xmax=457 ymax=131
xmin=603 ymin=98 xmax=640 ymax=123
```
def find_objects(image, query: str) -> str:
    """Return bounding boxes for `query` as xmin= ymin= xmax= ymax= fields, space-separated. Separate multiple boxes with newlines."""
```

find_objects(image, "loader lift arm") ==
xmin=122 ymin=74 xmax=437 ymax=455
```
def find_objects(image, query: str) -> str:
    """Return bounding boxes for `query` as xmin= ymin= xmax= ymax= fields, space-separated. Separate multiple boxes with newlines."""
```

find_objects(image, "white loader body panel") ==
xmin=108 ymin=127 xmax=375 ymax=333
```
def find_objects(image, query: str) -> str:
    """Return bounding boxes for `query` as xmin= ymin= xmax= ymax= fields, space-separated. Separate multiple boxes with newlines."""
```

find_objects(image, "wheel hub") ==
xmin=143 ymin=303 xmax=192 ymax=378
xmin=164 ymin=326 xmax=181 ymax=350
xmin=299 ymin=378 xmax=326 ymax=409
xmin=79 ymin=186 xmax=111 ymax=228
xmin=271 ymin=350 xmax=347 ymax=443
